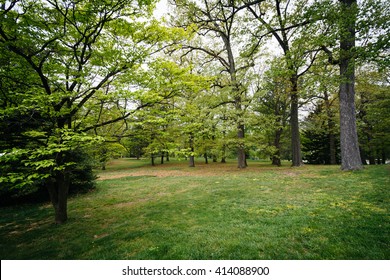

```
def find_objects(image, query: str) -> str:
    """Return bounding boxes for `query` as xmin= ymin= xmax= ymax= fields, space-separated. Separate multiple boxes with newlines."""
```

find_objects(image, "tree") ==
xmin=356 ymin=67 xmax=390 ymax=164
xmin=242 ymin=0 xmax=322 ymax=167
xmin=119 ymin=56 xmax=212 ymax=167
xmin=170 ymin=0 xmax=259 ymax=168
xmin=302 ymin=60 xmax=341 ymax=164
xmin=338 ymin=0 xmax=363 ymax=170
xmin=0 ymin=0 xmax=172 ymax=223
xmin=302 ymin=97 xmax=340 ymax=164
xmin=253 ymin=58 xmax=290 ymax=166
xmin=318 ymin=0 xmax=390 ymax=170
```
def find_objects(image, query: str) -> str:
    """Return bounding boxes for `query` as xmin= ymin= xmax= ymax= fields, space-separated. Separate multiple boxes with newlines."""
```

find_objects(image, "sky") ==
xmin=153 ymin=0 xmax=169 ymax=19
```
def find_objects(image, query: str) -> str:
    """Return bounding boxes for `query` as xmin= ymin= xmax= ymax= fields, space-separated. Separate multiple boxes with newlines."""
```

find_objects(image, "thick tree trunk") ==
xmin=339 ymin=0 xmax=363 ymax=171
xmin=290 ymin=75 xmax=303 ymax=167
xmin=161 ymin=153 xmax=164 ymax=164
xmin=47 ymin=172 xmax=70 ymax=224
xmin=339 ymin=82 xmax=362 ymax=170
xmin=222 ymin=31 xmax=246 ymax=169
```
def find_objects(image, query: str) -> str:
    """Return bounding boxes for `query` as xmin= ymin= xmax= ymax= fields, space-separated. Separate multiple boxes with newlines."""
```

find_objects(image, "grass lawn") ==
xmin=0 ymin=159 xmax=389 ymax=259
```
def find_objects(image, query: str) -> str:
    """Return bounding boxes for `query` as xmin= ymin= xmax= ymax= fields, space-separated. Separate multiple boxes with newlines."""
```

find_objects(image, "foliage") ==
xmin=356 ymin=67 xmax=390 ymax=164
xmin=0 ymin=148 xmax=96 ymax=206
xmin=302 ymin=128 xmax=341 ymax=164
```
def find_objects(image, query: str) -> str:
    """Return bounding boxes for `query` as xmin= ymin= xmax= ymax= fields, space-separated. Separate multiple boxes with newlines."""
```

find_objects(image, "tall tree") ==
xmin=242 ymin=0 xmax=321 ymax=167
xmin=170 ymin=0 xmax=259 ymax=168
xmin=318 ymin=0 xmax=389 ymax=170
xmin=253 ymin=58 xmax=290 ymax=166
xmin=356 ymin=67 xmax=390 ymax=165
xmin=338 ymin=0 xmax=362 ymax=170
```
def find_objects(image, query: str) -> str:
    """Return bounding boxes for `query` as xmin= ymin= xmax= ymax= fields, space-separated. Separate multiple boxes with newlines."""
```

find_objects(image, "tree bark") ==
xmin=47 ymin=172 xmax=70 ymax=224
xmin=339 ymin=0 xmax=363 ymax=170
xmin=290 ymin=75 xmax=303 ymax=167
xmin=381 ymin=150 xmax=386 ymax=165
xmin=189 ymin=155 xmax=195 ymax=167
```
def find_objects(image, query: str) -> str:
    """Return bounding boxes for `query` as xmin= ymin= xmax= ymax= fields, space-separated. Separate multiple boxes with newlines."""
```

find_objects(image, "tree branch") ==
xmin=321 ymin=46 xmax=339 ymax=65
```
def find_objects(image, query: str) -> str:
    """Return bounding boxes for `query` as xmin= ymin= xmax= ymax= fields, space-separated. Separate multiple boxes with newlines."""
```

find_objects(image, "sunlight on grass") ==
xmin=1 ymin=160 xmax=389 ymax=259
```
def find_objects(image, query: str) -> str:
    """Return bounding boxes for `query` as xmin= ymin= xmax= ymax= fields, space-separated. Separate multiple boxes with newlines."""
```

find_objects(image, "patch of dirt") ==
xmin=97 ymin=162 xmax=265 ymax=181
xmin=282 ymin=171 xmax=298 ymax=177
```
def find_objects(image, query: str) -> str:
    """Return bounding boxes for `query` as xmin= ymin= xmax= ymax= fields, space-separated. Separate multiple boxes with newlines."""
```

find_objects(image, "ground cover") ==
xmin=0 ymin=159 xmax=389 ymax=259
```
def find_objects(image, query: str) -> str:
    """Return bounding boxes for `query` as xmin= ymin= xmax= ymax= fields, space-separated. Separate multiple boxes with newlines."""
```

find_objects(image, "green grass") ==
xmin=1 ymin=159 xmax=389 ymax=259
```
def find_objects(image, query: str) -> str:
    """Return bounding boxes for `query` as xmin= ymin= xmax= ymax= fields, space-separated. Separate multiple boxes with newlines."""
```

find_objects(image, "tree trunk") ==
xmin=161 ymin=153 xmax=164 ymax=164
xmin=189 ymin=155 xmax=195 ymax=167
xmin=221 ymin=131 xmax=227 ymax=163
xmin=339 ymin=81 xmax=362 ymax=170
xmin=204 ymin=153 xmax=208 ymax=164
xmin=235 ymin=93 xmax=246 ymax=169
xmin=189 ymin=133 xmax=195 ymax=167
xmin=339 ymin=0 xmax=363 ymax=170
xmin=381 ymin=150 xmax=386 ymax=165
xmin=290 ymin=75 xmax=303 ymax=167
xmin=237 ymin=123 xmax=246 ymax=168
xmin=47 ymin=172 xmax=70 ymax=224
xmin=222 ymin=30 xmax=245 ymax=169
xmin=211 ymin=134 xmax=217 ymax=162
xmin=272 ymin=128 xmax=283 ymax=166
